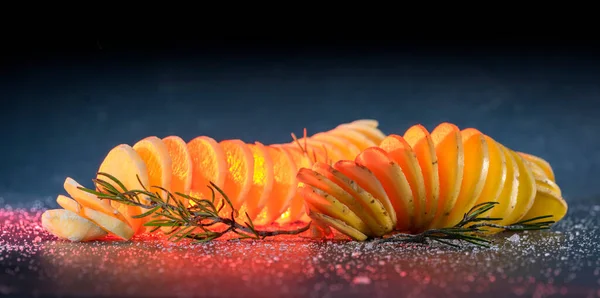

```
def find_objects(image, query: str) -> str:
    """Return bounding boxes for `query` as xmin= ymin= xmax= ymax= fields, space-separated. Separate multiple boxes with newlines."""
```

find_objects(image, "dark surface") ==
xmin=0 ymin=199 xmax=599 ymax=298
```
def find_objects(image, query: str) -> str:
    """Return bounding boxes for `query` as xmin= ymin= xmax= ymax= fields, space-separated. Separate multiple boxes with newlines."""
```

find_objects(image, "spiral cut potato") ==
xmin=41 ymin=120 xmax=385 ymax=241
xmin=297 ymin=122 xmax=568 ymax=241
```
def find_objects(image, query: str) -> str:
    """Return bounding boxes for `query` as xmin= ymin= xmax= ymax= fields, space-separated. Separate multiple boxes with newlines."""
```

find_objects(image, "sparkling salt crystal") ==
xmin=352 ymin=276 xmax=371 ymax=285
xmin=508 ymin=234 xmax=521 ymax=243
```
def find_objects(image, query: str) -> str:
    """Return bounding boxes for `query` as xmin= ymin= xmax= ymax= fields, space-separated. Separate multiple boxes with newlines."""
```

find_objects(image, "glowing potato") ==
xmin=220 ymin=139 xmax=254 ymax=210
xmin=241 ymin=142 xmax=275 ymax=222
xmin=162 ymin=136 xmax=193 ymax=205
xmin=187 ymin=136 xmax=228 ymax=203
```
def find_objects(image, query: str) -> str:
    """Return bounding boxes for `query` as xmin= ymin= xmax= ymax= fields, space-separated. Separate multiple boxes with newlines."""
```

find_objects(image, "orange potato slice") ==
xmin=275 ymin=145 xmax=312 ymax=224
xmin=57 ymin=195 xmax=134 ymax=240
xmin=220 ymin=139 xmax=254 ymax=210
xmin=527 ymin=161 xmax=562 ymax=196
xmin=298 ymin=184 xmax=370 ymax=234
xmin=256 ymin=146 xmax=297 ymax=225
xmin=241 ymin=142 xmax=275 ymax=222
xmin=503 ymin=151 xmax=536 ymax=224
xmin=489 ymin=145 xmax=519 ymax=227
xmin=187 ymin=136 xmax=228 ymax=203
xmin=332 ymin=160 xmax=397 ymax=227
xmin=379 ymin=134 xmax=427 ymax=230
xmin=472 ymin=135 xmax=508 ymax=216
xmin=517 ymin=152 xmax=555 ymax=182
xmin=97 ymin=144 xmax=150 ymax=234
xmin=427 ymin=123 xmax=464 ymax=229
xmin=441 ymin=128 xmax=489 ymax=227
xmin=305 ymin=138 xmax=345 ymax=163
xmin=403 ymin=124 xmax=439 ymax=228
xmin=163 ymin=136 xmax=193 ymax=206
xmin=63 ymin=177 xmax=130 ymax=225
xmin=133 ymin=136 xmax=172 ymax=200
xmin=354 ymin=147 xmax=414 ymax=231
xmin=337 ymin=123 xmax=386 ymax=145
xmin=308 ymin=211 xmax=368 ymax=241
xmin=133 ymin=136 xmax=173 ymax=232
xmin=326 ymin=127 xmax=377 ymax=151
xmin=311 ymin=133 xmax=362 ymax=160
xmin=42 ymin=209 xmax=107 ymax=242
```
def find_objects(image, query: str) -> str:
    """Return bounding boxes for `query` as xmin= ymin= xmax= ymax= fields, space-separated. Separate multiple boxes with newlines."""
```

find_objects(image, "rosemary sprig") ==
xmin=79 ymin=172 xmax=311 ymax=242
xmin=377 ymin=202 xmax=555 ymax=248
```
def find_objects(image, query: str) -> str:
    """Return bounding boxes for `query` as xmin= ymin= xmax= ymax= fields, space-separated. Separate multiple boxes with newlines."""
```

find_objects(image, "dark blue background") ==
xmin=2 ymin=41 xmax=599 ymax=205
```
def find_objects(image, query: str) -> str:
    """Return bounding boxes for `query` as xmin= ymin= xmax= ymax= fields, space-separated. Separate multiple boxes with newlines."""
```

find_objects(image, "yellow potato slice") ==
xmin=311 ymin=133 xmax=362 ymax=160
xmin=503 ymin=151 xmax=536 ymax=224
xmin=337 ymin=123 xmax=386 ymax=145
xmin=163 ymin=136 xmax=193 ymax=205
xmin=187 ymin=136 xmax=228 ymax=202
xmin=220 ymin=139 xmax=255 ymax=210
xmin=63 ymin=177 xmax=129 ymax=225
xmin=354 ymin=147 xmax=414 ymax=231
xmin=427 ymin=123 xmax=464 ymax=229
xmin=326 ymin=127 xmax=377 ymax=151
xmin=298 ymin=184 xmax=370 ymax=234
xmin=442 ymin=129 xmax=489 ymax=227
xmin=308 ymin=211 xmax=369 ymax=241
xmin=489 ymin=145 xmax=519 ymax=227
xmin=403 ymin=124 xmax=439 ymax=228
xmin=520 ymin=185 xmax=567 ymax=223
xmin=305 ymin=138 xmax=345 ymax=163
xmin=332 ymin=160 xmax=397 ymax=227
xmin=57 ymin=195 xmax=134 ymax=240
xmin=97 ymin=144 xmax=150 ymax=234
xmin=297 ymin=167 xmax=387 ymax=237
xmin=379 ymin=134 xmax=426 ymax=230
xmin=518 ymin=152 xmax=555 ymax=182
xmin=472 ymin=135 xmax=507 ymax=216
xmin=351 ymin=119 xmax=379 ymax=128
xmin=42 ymin=209 xmax=107 ymax=242
xmin=241 ymin=142 xmax=275 ymax=222
xmin=526 ymin=161 xmax=562 ymax=196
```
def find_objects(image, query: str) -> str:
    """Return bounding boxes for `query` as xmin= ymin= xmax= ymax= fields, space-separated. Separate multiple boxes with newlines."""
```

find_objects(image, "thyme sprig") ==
xmin=377 ymin=202 xmax=555 ymax=248
xmin=79 ymin=172 xmax=311 ymax=242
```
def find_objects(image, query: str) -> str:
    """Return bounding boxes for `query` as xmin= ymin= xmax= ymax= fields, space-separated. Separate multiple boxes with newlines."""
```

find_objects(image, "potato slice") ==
xmin=220 ymin=139 xmax=255 ymax=210
xmin=472 ymin=135 xmax=507 ymax=216
xmin=332 ymin=160 xmax=397 ymax=227
xmin=241 ymin=142 xmax=275 ymax=222
xmin=518 ymin=152 xmax=555 ymax=182
xmin=297 ymin=167 xmax=387 ymax=236
xmin=442 ymin=129 xmax=489 ymax=227
xmin=311 ymin=133 xmax=362 ymax=160
xmin=379 ymin=134 xmax=426 ymax=230
xmin=63 ymin=177 xmax=129 ymax=225
xmin=97 ymin=144 xmax=150 ymax=234
xmin=57 ymin=195 xmax=134 ymax=240
xmin=256 ymin=146 xmax=297 ymax=225
xmin=308 ymin=211 xmax=369 ymax=241
xmin=351 ymin=119 xmax=379 ymax=128
xmin=489 ymin=145 xmax=519 ymax=227
xmin=298 ymin=184 xmax=370 ymax=234
xmin=355 ymin=147 xmax=414 ymax=231
xmin=276 ymin=145 xmax=312 ymax=223
xmin=427 ymin=123 xmax=464 ymax=229
xmin=42 ymin=209 xmax=107 ymax=242
xmin=403 ymin=124 xmax=439 ymax=228
xmin=187 ymin=136 xmax=228 ymax=204
xmin=520 ymin=185 xmax=567 ymax=223
xmin=326 ymin=127 xmax=377 ymax=151
xmin=503 ymin=151 xmax=537 ymax=224
xmin=163 ymin=136 xmax=193 ymax=206
xmin=337 ymin=123 xmax=386 ymax=145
